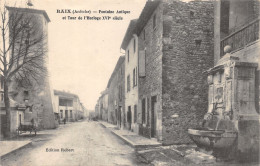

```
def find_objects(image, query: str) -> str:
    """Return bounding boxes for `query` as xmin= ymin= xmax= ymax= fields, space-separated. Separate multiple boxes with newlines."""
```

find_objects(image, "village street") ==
xmin=1 ymin=121 xmax=148 ymax=166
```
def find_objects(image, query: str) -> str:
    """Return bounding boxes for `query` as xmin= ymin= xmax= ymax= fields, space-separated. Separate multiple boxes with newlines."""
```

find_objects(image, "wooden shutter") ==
xmin=139 ymin=50 xmax=146 ymax=77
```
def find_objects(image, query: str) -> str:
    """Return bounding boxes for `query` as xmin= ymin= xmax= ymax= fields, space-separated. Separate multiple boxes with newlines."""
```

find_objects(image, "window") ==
xmin=118 ymin=85 xmax=120 ymax=99
xmin=190 ymin=11 xmax=195 ymax=19
xmin=134 ymin=105 xmax=137 ymax=123
xmin=143 ymin=29 xmax=146 ymax=40
xmin=127 ymin=50 xmax=130 ymax=62
xmin=133 ymin=68 xmax=135 ymax=87
xmin=195 ymin=39 xmax=202 ymax=48
xmin=0 ymin=79 xmax=3 ymax=90
xmin=60 ymin=110 xmax=63 ymax=119
xmin=29 ymin=105 xmax=33 ymax=112
xmin=59 ymin=98 xmax=73 ymax=106
xmin=133 ymin=39 xmax=136 ymax=53
xmin=24 ymin=90 xmax=29 ymax=100
xmin=135 ymin=67 xmax=138 ymax=86
xmin=127 ymin=106 xmax=131 ymax=123
xmin=119 ymin=85 xmax=122 ymax=101
xmin=127 ymin=75 xmax=130 ymax=92
xmin=142 ymin=98 xmax=146 ymax=124
xmin=138 ymin=50 xmax=146 ymax=77
xmin=133 ymin=67 xmax=137 ymax=87
xmin=153 ymin=14 xmax=156 ymax=29
xmin=24 ymin=91 xmax=29 ymax=96
xmin=0 ymin=93 xmax=3 ymax=101
xmin=147 ymin=97 xmax=150 ymax=126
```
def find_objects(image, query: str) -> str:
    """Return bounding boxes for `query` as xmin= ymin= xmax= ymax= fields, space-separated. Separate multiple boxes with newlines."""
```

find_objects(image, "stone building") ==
xmin=97 ymin=89 xmax=109 ymax=121
xmin=81 ymin=102 xmax=89 ymax=119
xmin=133 ymin=0 xmax=214 ymax=144
xmin=5 ymin=6 xmax=56 ymax=130
xmin=54 ymin=90 xmax=83 ymax=122
xmin=121 ymin=19 xmax=140 ymax=133
xmin=107 ymin=56 xmax=125 ymax=128
xmin=212 ymin=0 xmax=260 ymax=161
xmin=73 ymin=96 xmax=84 ymax=120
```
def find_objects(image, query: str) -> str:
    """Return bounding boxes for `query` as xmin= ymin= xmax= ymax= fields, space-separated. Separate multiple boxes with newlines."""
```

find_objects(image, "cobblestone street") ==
xmin=1 ymin=121 xmax=147 ymax=166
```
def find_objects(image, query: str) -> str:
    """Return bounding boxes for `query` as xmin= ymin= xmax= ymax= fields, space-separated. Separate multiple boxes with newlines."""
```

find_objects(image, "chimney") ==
xmin=27 ymin=0 xmax=33 ymax=7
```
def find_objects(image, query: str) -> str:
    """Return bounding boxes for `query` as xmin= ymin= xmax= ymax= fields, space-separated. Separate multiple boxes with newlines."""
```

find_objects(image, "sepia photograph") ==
xmin=0 ymin=0 xmax=259 ymax=165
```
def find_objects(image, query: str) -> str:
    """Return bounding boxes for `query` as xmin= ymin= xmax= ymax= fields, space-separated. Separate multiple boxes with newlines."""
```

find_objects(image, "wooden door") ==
xmin=151 ymin=96 xmax=157 ymax=138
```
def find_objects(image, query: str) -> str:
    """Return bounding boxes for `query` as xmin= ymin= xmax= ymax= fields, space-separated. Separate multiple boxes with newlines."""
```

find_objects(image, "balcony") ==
xmin=220 ymin=18 xmax=259 ymax=57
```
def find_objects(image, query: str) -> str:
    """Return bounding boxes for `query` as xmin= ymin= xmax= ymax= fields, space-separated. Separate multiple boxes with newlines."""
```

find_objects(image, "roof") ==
xmin=107 ymin=56 xmax=125 ymax=88
xmin=134 ymin=0 xmax=161 ymax=36
xmin=120 ymin=19 xmax=138 ymax=50
xmin=6 ymin=6 xmax=51 ymax=22
xmin=120 ymin=1 xmax=161 ymax=50
xmin=54 ymin=90 xmax=78 ymax=99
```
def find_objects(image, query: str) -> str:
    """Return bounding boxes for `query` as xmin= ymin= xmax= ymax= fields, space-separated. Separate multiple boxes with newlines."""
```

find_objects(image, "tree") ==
xmin=0 ymin=5 xmax=48 ymax=137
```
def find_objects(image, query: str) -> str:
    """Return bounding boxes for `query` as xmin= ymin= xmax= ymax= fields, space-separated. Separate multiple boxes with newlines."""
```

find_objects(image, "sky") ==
xmin=4 ymin=0 xmax=147 ymax=110
xmin=3 ymin=0 xmax=192 ymax=110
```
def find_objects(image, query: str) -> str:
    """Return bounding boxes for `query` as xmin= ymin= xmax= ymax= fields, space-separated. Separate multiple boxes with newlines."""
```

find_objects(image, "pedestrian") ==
xmin=63 ymin=118 xmax=66 ymax=124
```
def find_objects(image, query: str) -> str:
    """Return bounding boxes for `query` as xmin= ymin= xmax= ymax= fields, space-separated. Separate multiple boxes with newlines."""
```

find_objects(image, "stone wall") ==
xmin=161 ymin=0 xmax=214 ymax=144
xmin=138 ymin=4 xmax=164 ymax=141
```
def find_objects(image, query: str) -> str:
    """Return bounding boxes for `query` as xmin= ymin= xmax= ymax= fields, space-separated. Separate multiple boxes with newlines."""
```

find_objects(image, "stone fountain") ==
xmin=188 ymin=46 xmax=259 ymax=162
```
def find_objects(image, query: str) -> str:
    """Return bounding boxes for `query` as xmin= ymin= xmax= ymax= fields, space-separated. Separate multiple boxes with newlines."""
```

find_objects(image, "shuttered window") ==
xmin=138 ymin=50 xmax=146 ymax=77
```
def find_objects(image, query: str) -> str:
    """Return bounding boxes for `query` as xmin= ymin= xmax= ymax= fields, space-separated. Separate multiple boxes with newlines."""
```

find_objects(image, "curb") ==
xmin=0 ymin=141 xmax=32 ymax=158
xmin=99 ymin=122 xmax=136 ymax=147
xmin=99 ymin=122 xmax=162 ymax=149
xmin=110 ymin=130 xmax=136 ymax=148
xmin=110 ymin=130 xmax=162 ymax=148
xmin=99 ymin=122 xmax=107 ymax=128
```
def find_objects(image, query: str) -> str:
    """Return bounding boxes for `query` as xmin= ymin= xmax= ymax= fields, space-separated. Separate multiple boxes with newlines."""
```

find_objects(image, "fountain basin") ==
xmin=188 ymin=129 xmax=237 ymax=149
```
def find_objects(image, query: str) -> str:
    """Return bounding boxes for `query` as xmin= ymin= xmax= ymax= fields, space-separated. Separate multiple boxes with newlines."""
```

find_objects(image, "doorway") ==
xmin=70 ymin=110 xmax=72 ymax=121
xmin=151 ymin=96 xmax=157 ymax=138
xmin=118 ymin=107 xmax=122 ymax=128
xmin=19 ymin=114 xmax=22 ymax=125
xmin=127 ymin=106 xmax=131 ymax=130
xmin=65 ymin=110 xmax=68 ymax=121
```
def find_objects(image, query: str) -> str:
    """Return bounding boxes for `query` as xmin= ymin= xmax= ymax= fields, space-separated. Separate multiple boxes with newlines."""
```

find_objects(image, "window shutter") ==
xmin=139 ymin=50 xmax=146 ymax=77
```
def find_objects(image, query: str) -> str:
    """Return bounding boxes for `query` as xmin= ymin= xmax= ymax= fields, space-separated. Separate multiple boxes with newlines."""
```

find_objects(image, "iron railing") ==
xmin=220 ymin=18 xmax=259 ymax=57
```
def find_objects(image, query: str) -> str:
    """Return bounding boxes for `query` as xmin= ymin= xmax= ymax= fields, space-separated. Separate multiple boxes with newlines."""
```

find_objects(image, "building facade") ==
xmin=5 ymin=6 xmax=56 ymax=130
xmin=107 ymin=56 xmax=125 ymax=128
xmin=98 ymin=89 xmax=109 ymax=121
xmin=54 ymin=90 xmax=84 ymax=122
xmin=135 ymin=0 xmax=214 ymax=144
xmin=121 ymin=19 xmax=140 ymax=133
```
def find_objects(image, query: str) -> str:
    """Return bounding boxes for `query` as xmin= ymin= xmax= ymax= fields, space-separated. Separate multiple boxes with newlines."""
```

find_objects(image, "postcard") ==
xmin=0 ymin=0 xmax=259 ymax=165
